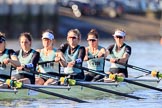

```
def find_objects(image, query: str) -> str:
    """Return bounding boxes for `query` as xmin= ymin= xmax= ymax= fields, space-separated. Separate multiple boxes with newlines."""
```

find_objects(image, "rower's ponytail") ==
xmin=19 ymin=32 xmax=33 ymax=46
xmin=88 ymin=29 xmax=99 ymax=39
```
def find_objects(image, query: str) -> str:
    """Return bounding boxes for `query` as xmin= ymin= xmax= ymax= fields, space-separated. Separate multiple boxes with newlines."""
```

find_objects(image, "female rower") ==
xmin=11 ymin=32 xmax=40 ymax=84
xmin=35 ymin=30 xmax=66 ymax=85
xmin=0 ymin=32 xmax=20 ymax=88
xmin=105 ymin=28 xmax=131 ymax=81
xmin=84 ymin=29 xmax=107 ymax=81
xmin=58 ymin=29 xmax=85 ymax=80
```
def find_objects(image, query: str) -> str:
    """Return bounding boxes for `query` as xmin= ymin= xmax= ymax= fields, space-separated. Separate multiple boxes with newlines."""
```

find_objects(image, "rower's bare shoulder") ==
xmin=36 ymin=49 xmax=41 ymax=53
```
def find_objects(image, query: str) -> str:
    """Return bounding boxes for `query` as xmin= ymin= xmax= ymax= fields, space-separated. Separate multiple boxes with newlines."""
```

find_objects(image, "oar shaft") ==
xmin=22 ymin=84 xmax=88 ymax=103
xmin=76 ymin=82 xmax=143 ymax=100
xmin=124 ymin=79 xmax=162 ymax=92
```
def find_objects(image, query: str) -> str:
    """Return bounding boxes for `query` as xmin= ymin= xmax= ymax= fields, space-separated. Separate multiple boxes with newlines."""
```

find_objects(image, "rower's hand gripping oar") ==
xmin=105 ymin=58 xmax=162 ymax=79
xmin=74 ymin=65 xmax=162 ymax=92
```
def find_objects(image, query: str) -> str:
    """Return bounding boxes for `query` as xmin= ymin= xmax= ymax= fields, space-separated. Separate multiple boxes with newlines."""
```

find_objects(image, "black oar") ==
xmin=76 ymin=81 xmax=143 ymax=100
xmin=0 ymin=78 xmax=88 ymax=103
xmin=74 ymin=65 xmax=162 ymax=92
xmin=22 ymin=84 xmax=88 ymax=103
xmin=38 ymin=60 xmax=55 ymax=65
xmin=23 ymin=68 xmax=69 ymax=79
xmin=105 ymin=58 xmax=162 ymax=78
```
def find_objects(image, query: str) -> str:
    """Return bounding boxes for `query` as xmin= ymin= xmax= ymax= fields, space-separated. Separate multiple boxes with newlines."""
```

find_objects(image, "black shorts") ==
xmin=0 ymin=75 xmax=10 ymax=80
xmin=18 ymin=73 xmax=35 ymax=84
xmin=109 ymin=68 xmax=128 ymax=77
xmin=69 ymin=72 xmax=85 ymax=80
xmin=85 ymin=71 xmax=104 ymax=81
xmin=40 ymin=72 xmax=58 ymax=82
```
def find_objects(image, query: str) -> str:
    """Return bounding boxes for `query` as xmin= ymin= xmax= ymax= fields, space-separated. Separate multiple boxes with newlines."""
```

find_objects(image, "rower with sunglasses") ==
xmin=84 ymin=29 xmax=107 ymax=81
xmin=0 ymin=32 xmax=20 ymax=88
xmin=57 ymin=29 xmax=85 ymax=80
xmin=105 ymin=28 xmax=131 ymax=80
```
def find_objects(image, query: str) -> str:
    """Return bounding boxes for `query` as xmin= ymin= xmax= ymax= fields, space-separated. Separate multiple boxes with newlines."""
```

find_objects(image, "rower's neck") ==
xmin=70 ymin=45 xmax=77 ymax=49
xmin=0 ymin=48 xmax=5 ymax=54
xmin=90 ymin=46 xmax=98 ymax=54
xmin=44 ymin=47 xmax=53 ymax=51
xmin=117 ymin=43 xmax=124 ymax=48
xmin=91 ymin=47 xmax=98 ymax=51
xmin=23 ymin=48 xmax=31 ymax=53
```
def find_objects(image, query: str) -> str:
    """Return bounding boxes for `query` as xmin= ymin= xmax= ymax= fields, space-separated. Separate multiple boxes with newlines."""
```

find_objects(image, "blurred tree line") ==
xmin=0 ymin=0 xmax=59 ymax=39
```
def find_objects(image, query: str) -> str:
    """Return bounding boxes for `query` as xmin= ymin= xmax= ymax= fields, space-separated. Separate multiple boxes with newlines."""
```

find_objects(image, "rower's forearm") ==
xmin=59 ymin=60 xmax=67 ymax=67
xmin=9 ymin=59 xmax=21 ymax=67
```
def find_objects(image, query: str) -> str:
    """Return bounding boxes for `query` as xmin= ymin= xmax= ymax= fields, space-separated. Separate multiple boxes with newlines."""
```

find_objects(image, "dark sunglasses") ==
xmin=88 ymin=39 xmax=97 ymax=42
xmin=0 ymin=37 xmax=5 ymax=43
xmin=115 ymin=36 xmax=123 ymax=39
xmin=68 ymin=37 xmax=77 ymax=39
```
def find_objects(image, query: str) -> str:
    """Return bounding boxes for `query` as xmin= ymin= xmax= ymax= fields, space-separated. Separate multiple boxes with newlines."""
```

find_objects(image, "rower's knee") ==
xmin=118 ymin=73 xmax=125 ymax=77
xmin=35 ymin=77 xmax=45 ymax=85
xmin=44 ymin=79 xmax=55 ymax=85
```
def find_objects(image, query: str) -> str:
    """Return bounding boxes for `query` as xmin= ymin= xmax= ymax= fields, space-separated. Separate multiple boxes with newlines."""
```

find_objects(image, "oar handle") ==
xmin=105 ymin=58 xmax=151 ymax=74
xmin=38 ymin=60 xmax=55 ymax=65
xmin=74 ymin=65 xmax=107 ymax=77
xmin=23 ymin=68 xmax=58 ymax=80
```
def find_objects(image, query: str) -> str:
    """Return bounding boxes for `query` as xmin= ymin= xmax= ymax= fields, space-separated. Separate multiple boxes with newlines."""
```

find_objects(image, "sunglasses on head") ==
xmin=115 ymin=36 xmax=123 ymax=39
xmin=88 ymin=39 xmax=97 ymax=42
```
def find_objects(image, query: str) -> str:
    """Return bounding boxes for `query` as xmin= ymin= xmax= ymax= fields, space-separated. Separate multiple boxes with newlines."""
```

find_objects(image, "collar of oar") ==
xmin=59 ymin=77 xmax=76 ymax=86
xmin=151 ymin=70 xmax=162 ymax=79
xmin=5 ymin=77 xmax=77 ymax=88
xmin=108 ymin=74 xmax=124 ymax=82
xmin=6 ymin=79 xmax=23 ymax=88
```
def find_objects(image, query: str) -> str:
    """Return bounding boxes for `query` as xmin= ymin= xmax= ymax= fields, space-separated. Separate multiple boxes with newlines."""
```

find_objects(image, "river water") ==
xmin=1 ymin=39 xmax=162 ymax=108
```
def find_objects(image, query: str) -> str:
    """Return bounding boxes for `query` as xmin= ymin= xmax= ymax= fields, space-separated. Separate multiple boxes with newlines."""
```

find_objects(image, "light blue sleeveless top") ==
xmin=0 ymin=49 xmax=12 ymax=77
xmin=87 ymin=46 xmax=105 ymax=71
xmin=18 ymin=49 xmax=35 ymax=75
xmin=38 ymin=48 xmax=59 ymax=73
xmin=110 ymin=44 xmax=127 ymax=68
xmin=64 ymin=45 xmax=82 ymax=74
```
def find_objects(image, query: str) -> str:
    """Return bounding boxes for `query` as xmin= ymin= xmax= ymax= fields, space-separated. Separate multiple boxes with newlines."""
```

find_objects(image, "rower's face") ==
xmin=67 ymin=31 xmax=79 ymax=47
xmin=20 ymin=36 xmax=31 ymax=50
xmin=0 ymin=41 xmax=5 ymax=50
xmin=114 ymin=36 xmax=125 ymax=45
xmin=42 ymin=38 xmax=53 ymax=48
xmin=87 ymin=34 xmax=98 ymax=47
